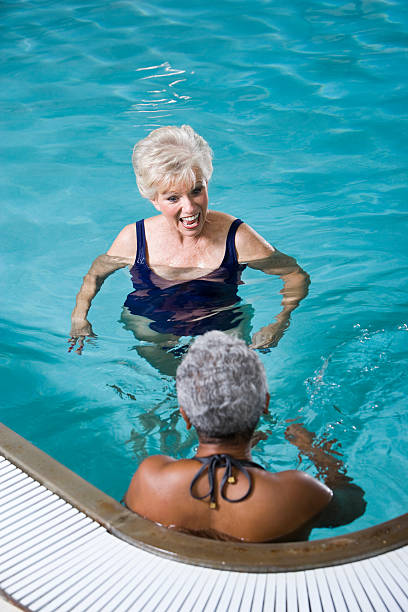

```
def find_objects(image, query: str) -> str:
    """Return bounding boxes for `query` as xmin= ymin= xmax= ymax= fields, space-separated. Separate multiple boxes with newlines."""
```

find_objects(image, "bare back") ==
xmin=125 ymin=455 xmax=332 ymax=542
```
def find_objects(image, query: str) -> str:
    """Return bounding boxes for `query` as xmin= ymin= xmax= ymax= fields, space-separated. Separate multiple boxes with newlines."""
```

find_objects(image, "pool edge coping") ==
xmin=1 ymin=422 xmax=407 ymax=573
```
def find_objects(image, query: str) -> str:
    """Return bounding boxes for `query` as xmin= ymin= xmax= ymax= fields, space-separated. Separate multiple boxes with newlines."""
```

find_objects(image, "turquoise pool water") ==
xmin=1 ymin=0 xmax=407 ymax=540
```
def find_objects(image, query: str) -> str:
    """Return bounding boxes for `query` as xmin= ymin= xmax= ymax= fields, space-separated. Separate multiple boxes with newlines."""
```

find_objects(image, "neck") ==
xmin=195 ymin=437 xmax=253 ymax=461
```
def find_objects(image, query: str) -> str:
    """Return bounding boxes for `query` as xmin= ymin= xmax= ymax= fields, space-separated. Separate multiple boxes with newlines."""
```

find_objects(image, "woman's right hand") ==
xmin=284 ymin=423 xmax=315 ymax=451
xmin=68 ymin=318 xmax=97 ymax=354
xmin=68 ymin=252 xmax=130 ymax=355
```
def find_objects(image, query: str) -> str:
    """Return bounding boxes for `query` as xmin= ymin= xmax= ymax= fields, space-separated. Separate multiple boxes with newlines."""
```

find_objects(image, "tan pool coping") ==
xmin=1 ymin=422 xmax=407 ymax=573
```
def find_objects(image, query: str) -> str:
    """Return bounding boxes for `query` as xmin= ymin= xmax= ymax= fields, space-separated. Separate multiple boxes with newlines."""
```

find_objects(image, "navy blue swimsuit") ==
xmin=123 ymin=218 xmax=247 ymax=336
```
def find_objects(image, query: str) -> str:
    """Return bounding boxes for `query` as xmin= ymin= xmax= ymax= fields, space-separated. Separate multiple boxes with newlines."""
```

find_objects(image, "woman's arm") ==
xmin=285 ymin=423 xmax=367 ymax=528
xmin=69 ymin=224 xmax=136 ymax=353
xmin=235 ymin=224 xmax=310 ymax=349
xmin=69 ymin=254 xmax=130 ymax=352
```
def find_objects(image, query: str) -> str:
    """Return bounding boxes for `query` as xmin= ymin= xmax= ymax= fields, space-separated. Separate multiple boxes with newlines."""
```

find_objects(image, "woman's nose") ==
xmin=180 ymin=195 xmax=195 ymax=211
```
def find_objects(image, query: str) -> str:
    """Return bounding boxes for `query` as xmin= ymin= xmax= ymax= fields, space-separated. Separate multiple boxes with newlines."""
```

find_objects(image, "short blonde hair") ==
xmin=132 ymin=125 xmax=213 ymax=200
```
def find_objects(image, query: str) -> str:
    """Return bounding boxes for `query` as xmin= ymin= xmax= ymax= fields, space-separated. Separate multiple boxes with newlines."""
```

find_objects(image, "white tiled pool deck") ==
xmin=1 ymin=454 xmax=408 ymax=612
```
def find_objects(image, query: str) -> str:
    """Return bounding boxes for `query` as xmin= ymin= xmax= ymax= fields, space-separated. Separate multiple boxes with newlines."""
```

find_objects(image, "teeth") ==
xmin=182 ymin=213 xmax=199 ymax=223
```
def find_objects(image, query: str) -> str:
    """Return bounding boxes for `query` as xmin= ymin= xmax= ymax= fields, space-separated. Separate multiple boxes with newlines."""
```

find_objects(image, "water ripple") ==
xmin=1 ymin=0 xmax=407 ymax=527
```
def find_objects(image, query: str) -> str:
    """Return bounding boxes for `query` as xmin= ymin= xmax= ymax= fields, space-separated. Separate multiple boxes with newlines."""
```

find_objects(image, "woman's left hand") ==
xmin=250 ymin=317 xmax=290 ymax=349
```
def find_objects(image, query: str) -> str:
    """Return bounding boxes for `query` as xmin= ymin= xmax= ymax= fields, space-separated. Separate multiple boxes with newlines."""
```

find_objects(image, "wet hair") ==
xmin=176 ymin=331 xmax=268 ymax=439
xmin=132 ymin=125 xmax=213 ymax=200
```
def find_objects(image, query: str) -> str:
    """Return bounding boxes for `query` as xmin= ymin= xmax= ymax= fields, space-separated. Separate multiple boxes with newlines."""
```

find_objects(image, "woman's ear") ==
xmin=263 ymin=392 xmax=270 ymax=415
xmin=179 ymin=406 xmax=192 ymax=430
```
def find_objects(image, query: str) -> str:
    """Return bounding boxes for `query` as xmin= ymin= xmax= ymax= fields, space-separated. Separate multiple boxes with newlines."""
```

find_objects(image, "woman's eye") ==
xmin=168 ymin=196 xmax=179 ymax=203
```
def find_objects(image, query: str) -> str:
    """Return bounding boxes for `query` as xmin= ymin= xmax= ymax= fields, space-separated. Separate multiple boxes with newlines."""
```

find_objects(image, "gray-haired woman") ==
xmin=125 ymin=331 xmax=366 ymax=542
xmin=69 ymin=125 xmax=309 ymax=368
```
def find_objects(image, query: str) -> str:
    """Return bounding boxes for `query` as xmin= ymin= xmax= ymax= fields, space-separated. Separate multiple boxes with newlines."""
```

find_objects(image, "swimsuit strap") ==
xmin=189 ymin=453 xmax=265 ymax=509
xmin=135 ymin=218 xmax=242 ymax=267
xmin=220 ymin=218 xmax=243 ymax=267
xmin=135 ymin=219 xmax=147 ymax=265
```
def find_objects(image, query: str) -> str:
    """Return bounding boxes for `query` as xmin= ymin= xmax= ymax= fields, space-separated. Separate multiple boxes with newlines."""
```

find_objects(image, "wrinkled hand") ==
xmin=250 ymin=319 xmax=289 ymax=350
xmin=68 ymin=318 xmax=97 ymax=354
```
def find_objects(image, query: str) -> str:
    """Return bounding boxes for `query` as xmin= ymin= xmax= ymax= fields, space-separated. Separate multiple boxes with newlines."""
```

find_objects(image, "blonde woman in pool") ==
xmin=69 ymin=125 xmax=310 ymax=373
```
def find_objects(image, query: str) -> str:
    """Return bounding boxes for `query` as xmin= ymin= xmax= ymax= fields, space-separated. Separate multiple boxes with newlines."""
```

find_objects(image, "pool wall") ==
xmin=1 ymin=423 xmax=407 ymax=574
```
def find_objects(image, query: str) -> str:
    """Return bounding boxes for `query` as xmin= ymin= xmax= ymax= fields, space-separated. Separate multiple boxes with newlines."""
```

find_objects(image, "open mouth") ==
xmin=180 ymin=212 xmax=200 ymax=228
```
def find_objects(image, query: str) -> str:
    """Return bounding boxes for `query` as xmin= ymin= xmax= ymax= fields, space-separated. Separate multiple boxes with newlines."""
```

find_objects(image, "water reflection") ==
xmin=121 ymin=301 xmax=254 ymax=377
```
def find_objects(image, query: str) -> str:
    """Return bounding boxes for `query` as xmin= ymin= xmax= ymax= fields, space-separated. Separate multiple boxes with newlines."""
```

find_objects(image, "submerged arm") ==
xmin=247 ymin=250 xmax=310 ymax=349
xmin=285 ymin=423 xmax=367 ymax=528
xmin=69 ymin=224 xmax=136 ymax=352
xmin=69 ymin=253 xmax=130 ymax=349
xmin=235 ymin=222 xmax=309 ymax=349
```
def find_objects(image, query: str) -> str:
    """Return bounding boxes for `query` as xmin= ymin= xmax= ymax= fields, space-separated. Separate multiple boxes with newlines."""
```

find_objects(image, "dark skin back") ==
xmin=125 ymin=408 xmax=334 ymax=543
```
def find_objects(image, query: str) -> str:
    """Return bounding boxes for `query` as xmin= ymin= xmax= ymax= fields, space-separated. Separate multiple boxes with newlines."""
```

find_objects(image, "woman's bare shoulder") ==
xmin=204 ymin=210 xmax=237 ymax=234
xmin=107 ymin=223 xmax=137 ymax=259
xmin=273 ymin=470 xmax=332 ymax=507
xmin=206 ymin=209 xmax=235 ymax=223
xmin=250 ymin=470 xmax=332 ymax=539
xmin=235 ymin=222 xmax=275 ymax=262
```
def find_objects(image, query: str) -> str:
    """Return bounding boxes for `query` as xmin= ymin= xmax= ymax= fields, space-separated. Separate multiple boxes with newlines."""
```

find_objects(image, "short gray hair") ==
xmin=176 ymin=331 xmax=268 ymax=439
xmin=132 ymin=125 xmax=213 ymax=200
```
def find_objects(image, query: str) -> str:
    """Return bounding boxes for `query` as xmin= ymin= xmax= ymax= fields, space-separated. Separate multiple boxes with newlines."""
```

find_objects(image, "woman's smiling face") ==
xmin=151 ymin=177 xmax=209 ymax=237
